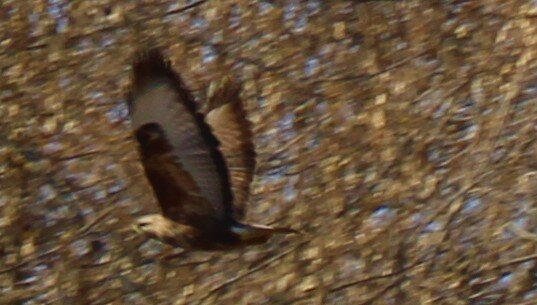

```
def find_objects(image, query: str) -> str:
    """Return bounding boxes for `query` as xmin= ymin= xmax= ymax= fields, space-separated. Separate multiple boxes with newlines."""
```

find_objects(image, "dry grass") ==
xmin=0 ymin=0 xmax=536 ymax=304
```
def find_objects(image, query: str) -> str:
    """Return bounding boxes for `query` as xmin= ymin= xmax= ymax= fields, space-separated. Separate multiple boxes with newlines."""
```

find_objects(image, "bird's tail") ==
xmin=231 ymin=223 xmax=299 ymax=245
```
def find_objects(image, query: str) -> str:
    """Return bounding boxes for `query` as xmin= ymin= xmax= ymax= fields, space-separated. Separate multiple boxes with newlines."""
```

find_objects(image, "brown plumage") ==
xmin=127 ymin=49 xmax=296 ymax=250
xmin=204 ymin=78 xmax=256 ymax=218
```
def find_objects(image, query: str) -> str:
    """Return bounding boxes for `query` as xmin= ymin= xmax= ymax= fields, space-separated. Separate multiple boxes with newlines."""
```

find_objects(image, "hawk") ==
xmin=127 ymin=49 xmax=296 ymax=251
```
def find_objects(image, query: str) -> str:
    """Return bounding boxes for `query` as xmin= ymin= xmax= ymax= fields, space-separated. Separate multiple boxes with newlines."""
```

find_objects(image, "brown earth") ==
xmin=0 ymin=0 xmax=536 ymax=304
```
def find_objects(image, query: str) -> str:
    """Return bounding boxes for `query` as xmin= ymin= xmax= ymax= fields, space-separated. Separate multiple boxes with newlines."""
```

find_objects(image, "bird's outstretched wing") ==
xmin=127 ymin=49 xmax=234 ymax=227
xmin=140 ymin=146 xmax=218 ymax=227
xmin=204 ymin=78 xmax=256 ymax=219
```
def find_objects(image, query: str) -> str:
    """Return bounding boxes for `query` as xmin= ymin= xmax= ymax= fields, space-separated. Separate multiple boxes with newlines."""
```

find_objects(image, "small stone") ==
xmin=375 ymin=94 xmax=387 ymax=105
xmin=42 ymin=117 xmax=58 ymax=135
xmin=333 ymin=22 xmax=346 ymax=39
xmin=183 ymin=284 xmax=195 ymax=296
xmin=298 ymin=275 xmax=319 ymax=292
xmin=20 ymin=237 xmax=36 ymax=257
xmin=371 ymin=110 xmax=386 ymax=129
xmin=419 ymin=175 xmax=438 ymax=199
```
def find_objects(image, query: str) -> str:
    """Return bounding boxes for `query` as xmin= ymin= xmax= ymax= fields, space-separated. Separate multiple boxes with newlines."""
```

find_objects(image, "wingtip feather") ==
xmin=128 ymin=48 xmax=199 ymax=115
xmin=132 ymin=48 xmax=174 ymax=87
xmin=205 ymin=76 xmax=242 ymax=113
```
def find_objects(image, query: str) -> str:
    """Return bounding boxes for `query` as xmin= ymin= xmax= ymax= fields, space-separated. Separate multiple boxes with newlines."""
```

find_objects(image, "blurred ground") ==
xmin=1 ymin=0 xmax=536 ymax=304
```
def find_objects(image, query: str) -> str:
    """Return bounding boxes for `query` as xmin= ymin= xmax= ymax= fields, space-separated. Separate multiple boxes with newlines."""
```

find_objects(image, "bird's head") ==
xmin=132 ymin=214 xmax=175 ymax=239
xmin=132 ymin=214 xmax=198 ymax=249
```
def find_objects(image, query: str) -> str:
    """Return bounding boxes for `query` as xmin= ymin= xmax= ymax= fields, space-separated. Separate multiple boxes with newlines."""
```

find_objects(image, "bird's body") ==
xmin=127 ymin=49 xmax=296 ymax=250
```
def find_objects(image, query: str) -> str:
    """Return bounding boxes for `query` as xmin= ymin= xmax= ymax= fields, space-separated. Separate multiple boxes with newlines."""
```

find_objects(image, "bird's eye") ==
xmin=138 ymin=223 xmax=148 ymax=227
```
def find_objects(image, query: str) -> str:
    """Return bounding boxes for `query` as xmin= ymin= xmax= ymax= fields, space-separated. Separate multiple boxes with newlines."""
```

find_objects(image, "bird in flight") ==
xmin=127 ymin=49 xmax=297 ymax=251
